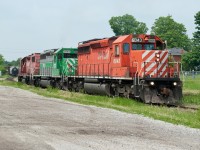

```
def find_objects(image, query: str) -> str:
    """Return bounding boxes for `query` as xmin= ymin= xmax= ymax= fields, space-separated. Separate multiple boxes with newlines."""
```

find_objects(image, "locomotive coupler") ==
xmin=160 ymin=87 xmax=170 ymax=97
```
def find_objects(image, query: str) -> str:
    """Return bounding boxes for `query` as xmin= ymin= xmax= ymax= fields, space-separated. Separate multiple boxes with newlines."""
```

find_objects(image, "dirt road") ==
xmin=0 ymin=86 xmax=199 ymax=150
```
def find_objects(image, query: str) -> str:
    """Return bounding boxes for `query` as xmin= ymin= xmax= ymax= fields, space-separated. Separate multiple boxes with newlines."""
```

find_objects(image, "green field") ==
xmin=0 ymin=77 xmax=200 ymax=129
xmin=182 ymin=75 xmax=200 ymax=105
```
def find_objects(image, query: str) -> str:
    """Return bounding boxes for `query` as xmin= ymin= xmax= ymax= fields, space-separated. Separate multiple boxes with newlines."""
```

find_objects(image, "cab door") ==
xmin=57 ymin=53 xmax=63 ymax=75
xmin=112 ymin=44 xmax=121 ymax=68
xmin=121 ymin=43 xmax=130 ymax=67
xmin=110 ymin=44 xmax=121 ymax=77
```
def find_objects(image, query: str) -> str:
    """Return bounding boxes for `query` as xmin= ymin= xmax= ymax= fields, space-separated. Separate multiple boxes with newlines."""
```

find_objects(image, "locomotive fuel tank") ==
xmin=84 ymin=83 xmax=111 ymax=96
xmin=39 ymin=80 xmax=51 ymax=88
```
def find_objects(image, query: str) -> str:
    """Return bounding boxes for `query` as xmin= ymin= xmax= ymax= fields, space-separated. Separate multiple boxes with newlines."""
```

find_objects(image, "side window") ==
xmin=58 ymin=54 xmax=62 ymax=60
xmin=132 ymin=44 xmax=142 ymax=50
xmin=123 ymin=43 xmax=130 ymax=54
xmin=115 ymin=45 xmax=119 ymax=56
xmin=64 ymin=53 xmax=77 ymax=58
xmin=32 ymin=57 xmax=35 ymax=62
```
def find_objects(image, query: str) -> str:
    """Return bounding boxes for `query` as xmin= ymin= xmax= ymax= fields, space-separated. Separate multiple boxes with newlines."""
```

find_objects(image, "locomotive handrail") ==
xmin=180 ymin=62 xmax=185 ymax=82
xmin=168 ymin=61 xmax=182 ymax=78
xmin=131 ymin=62 xmax=139 ymax=85
xmin=137 ymin=61 xmax=160 ymax=82
xmin=143 ymin=61 xmax=158 ymax=78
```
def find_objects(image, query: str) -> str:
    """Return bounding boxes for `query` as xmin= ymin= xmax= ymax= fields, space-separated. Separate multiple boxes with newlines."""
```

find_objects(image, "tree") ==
xmin=109 ymin=14 xmax=148 ymax=36
xmin=182 ymin=52 xmax=199 ymax=70
xmin=0 ymin=54 xmax=6 ymax=74
xmin=193 ymin=11 xmax=200 ymax=52
xmin=182 ymin=11 xmax=200 ymax=70
xmin=151 ymin=16 xmax=191 ymax=50
xmin=7 ymin=58 xmax=21 ymax=66
xmin=0 ymin=54 xmax=4 ymax=66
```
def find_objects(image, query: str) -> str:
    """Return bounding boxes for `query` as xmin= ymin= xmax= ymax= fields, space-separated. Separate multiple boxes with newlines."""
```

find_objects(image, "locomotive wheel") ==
xmin=25 ymin=78 xmax=30 ymax=85
xmin=29 ymin=79 xmax=34 ymax=85
xmin=55 ymin=81 xmax=62 ymax=89
xmin=50 ymin=80 xmax=56 ymax=88
xmin=139 ymin=86 xmax=152 ymax=104
xmin=62 ymin=82 xmax=68 ymax=91
xmin=75 ymin=87 xmax=80 ymax=92
xmin=34 ymin=79 xmax=40 ymax=87
xmin=18 ymin=77 xmax=22 ymax=82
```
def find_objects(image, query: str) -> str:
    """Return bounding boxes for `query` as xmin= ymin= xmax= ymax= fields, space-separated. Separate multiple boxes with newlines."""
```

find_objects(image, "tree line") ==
xmin=0 ymin=55 xmax=20 ymax=75
xmin=109 ymin=12 xmax=200 ymax=70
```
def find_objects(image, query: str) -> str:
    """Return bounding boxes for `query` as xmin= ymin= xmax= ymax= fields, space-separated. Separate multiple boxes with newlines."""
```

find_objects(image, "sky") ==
xmin=0 ymin=0 xmax=200 ymax=61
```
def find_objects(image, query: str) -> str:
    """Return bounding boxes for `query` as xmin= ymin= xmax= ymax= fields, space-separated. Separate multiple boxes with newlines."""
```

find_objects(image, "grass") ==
xmin=182 ymin=76 xmax=200 ymax=105
xmin=0 ymin=79 xmax=200 ymax=129
xmin=183 ymin=78 xmax=200 ymax=90
xmin=0 ymin=74 xmax=10 ymax=79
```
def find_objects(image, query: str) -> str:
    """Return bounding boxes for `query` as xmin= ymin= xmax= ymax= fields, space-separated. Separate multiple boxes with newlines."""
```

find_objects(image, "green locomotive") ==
xmin=34 ymin=48 xmax=78 ymax=88
xmin=40 ymin=48 xmax=77 ymax=76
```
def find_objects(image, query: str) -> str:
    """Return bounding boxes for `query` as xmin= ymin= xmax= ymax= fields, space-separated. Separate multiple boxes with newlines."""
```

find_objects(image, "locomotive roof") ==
xmin=21 ymin=55 xmax=30 ymax=60
xmin=78 ymin=36 xmax=118 ymax=48
xmin=78 ymin=34 xmax=164 ymax=48
xmin=113 ymin=35 xmax=129 ymax=44
xmin=54 ymin=47 xmax=78 ymax=54
xmin=42 ymin=49 xmax=58 ymax=54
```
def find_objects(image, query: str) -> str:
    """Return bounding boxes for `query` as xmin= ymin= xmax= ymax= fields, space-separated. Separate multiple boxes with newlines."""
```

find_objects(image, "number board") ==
xmin=132 ymin=38 xmax=143 ymax=42
xmin=148 ymin=39 xmax=156 ymax=43
xmin=64 ymin=50 xmax=71 ymax=53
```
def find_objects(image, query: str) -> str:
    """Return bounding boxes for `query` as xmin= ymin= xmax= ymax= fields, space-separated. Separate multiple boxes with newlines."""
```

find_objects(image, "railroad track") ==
xmin=6 ymin=77 xmax=17 ymax=82
xmin=177 ymin=105 xmax=199 ymax=111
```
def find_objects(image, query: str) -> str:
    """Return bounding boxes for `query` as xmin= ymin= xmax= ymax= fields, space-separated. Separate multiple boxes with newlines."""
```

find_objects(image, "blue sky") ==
xmin=0 ymin=0 xmax=200 ymax=61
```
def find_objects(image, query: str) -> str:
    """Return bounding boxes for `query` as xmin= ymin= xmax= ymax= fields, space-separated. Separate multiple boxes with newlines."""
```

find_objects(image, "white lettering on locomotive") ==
xmin=98 ymin=51 xmax=109 ymax=60
xmin=132 ymin=38 xmax=143 ymax=42
xmin=148 ymin=39 xmax=156 ymax=43
xmin=113 ymin=58 xmax=120 ymax=64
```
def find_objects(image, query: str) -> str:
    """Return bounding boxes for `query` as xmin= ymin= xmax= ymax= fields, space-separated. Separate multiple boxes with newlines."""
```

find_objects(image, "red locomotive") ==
xmin=77 ymin=34 xmax=182 ymax=104
xmin=18 ymin=53 xmax=40 ymax=84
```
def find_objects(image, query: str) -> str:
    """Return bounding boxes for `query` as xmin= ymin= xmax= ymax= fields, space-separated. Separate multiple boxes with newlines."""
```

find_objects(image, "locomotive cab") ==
xmin=129 ymin=34 xmax=167 ymax=78
xmin=128 ymin=34 xmax=182 ymax=104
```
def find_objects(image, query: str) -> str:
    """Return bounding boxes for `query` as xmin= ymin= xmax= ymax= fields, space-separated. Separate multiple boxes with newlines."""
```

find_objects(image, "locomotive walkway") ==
xmin=0 ymin=86 xmax=199 ymax=150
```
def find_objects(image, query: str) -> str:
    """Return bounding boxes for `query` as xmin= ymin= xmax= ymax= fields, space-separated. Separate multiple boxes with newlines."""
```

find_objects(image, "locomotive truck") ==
xmin=18 ymin=34 xmax=182 ymax=105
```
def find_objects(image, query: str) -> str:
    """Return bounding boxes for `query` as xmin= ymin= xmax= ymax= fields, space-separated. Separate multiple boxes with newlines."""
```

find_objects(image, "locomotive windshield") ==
xmin=144 ymin=44 xmax=155 ymax=50
xmin=132 ymin=43 xmax=163 ymax=50
xmin=131 ymin=36 xmax=165 ymax=50
xmin=132 ymin=43 xmax=155 ymax=50
xmin=132 ymin=44 xmax=142 ymax=50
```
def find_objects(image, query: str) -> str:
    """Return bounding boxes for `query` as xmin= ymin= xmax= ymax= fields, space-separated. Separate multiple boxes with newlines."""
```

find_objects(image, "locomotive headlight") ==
xmin=150 ymin=81 xmax=155 ymax=86
xmin=156 ymin=53 xmax=160 ymax=58
xmin=156 ymin=58 xmax=160 ymax=62
xmin=173 ymin=82 xmax=177 ymax=86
